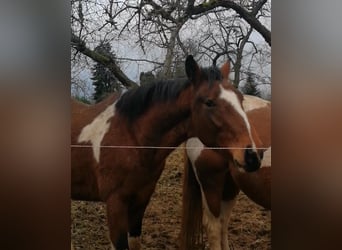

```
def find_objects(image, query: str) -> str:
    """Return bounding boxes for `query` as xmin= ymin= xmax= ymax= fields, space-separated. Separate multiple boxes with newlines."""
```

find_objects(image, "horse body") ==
xmin=230 ymin=164 xmax=271 ymax=210
xmin=71 ymin=94 xmax=119 ymax=201
xmin=71 ymin=56 xmax=262 ymax=250
xmin=181 ymin=95 xmax=271 ymax=250
xmin=72 ymin=90 xmax=191 ymax=249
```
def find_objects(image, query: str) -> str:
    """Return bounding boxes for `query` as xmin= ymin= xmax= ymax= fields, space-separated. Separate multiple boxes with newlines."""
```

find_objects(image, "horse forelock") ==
xmin=200 ymin=66 xmax=223 ymax=86
xmin=115 ymin=78 xmax=190 ymax=122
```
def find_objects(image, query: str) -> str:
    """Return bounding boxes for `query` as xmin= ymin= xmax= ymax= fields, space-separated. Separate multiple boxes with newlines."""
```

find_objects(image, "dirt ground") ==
xmin=71 ymin=148 xmax=271 ymax=250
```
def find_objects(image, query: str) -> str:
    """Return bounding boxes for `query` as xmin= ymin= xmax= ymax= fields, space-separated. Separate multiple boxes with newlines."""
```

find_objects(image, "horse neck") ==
xmin=132 ymin=86 xmax=193 ymax=162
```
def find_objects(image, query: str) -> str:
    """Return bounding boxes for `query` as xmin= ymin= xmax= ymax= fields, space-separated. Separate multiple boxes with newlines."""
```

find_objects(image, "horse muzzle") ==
xmin=243 ymin=146 xmax=261 ymax=172
xmin=233 ymin=146 xmax=261 ymax=172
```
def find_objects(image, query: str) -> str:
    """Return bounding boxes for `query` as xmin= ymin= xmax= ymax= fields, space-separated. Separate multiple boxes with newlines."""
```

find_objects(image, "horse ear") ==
xmin=185 ymin=55 xmax=200 ymax=83
xmin=220 ymin=61 xmax=230 ymax=80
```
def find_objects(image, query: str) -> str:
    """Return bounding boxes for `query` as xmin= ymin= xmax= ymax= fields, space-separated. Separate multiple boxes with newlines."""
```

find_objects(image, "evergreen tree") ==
xmin=140 ymin=71 xmax=156 ymax=85
xmin=242 ymin=72 xmax=260 ymax=97
xmin=91 ymin=42 xmax=121 ymax=102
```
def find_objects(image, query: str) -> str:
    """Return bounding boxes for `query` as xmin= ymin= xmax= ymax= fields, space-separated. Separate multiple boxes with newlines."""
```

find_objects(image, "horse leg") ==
xmin=127 ymin=173 xmax=162 ymax=250
xmin=106 ymin=194 xmax=129 ymax=250
xmin=220 ymin=199 xmax=237 ymax=250
xmin=191 ymin=158 xmax=227 ymax=250
xmin=127 ymin=204 xmax=146 ymax=250
xmin=201 ymin=191 xmax=223 ymax=250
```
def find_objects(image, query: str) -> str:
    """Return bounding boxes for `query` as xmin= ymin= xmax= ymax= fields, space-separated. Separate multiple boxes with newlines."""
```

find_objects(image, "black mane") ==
xmin=115 ymin=78 xmax=190 ymax=122
xmin=115 ymin=65 xmax=222 ymax=122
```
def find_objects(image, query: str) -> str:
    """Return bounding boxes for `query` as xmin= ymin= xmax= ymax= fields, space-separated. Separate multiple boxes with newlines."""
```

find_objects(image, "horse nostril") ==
xmin=245 ymin=145 xmax=254 ymax=156
xmin=244 ymin=145 xmax=261 ymax=172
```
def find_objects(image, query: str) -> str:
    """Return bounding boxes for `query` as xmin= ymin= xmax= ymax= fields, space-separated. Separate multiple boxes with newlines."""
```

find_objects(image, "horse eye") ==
xmin=204 ymin=99 xmax=215 ymax=107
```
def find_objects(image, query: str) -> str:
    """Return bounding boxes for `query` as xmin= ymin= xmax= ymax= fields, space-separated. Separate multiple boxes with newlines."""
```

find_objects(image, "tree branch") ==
xmin=188 ymin=0 xmax=271 ymax=46
xmin=71 ymin=33 xmax=137 ymax=88
xmin=116 ymin=57 xmax=163 ymax=66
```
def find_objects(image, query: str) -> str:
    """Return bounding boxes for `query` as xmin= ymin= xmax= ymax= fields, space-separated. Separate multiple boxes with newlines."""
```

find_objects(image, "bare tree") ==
xmin=116 ymin=0 xmax=271 ymax=76
xmin=71 ymin=0 xmax=271 ymax=96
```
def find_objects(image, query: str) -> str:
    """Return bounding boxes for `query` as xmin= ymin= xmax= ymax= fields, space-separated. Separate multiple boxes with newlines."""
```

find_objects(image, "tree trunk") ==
xmin=161 ymin=24 xmax=183 ymax=78
xmin=233 ymin=28 xmax=253 ymax=88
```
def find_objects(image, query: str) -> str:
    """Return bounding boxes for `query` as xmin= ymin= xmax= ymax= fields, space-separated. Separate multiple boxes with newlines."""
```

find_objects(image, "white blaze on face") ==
xmin=78 ymin=103 xmax=115 ymax=163
xmin=243 ymin=94 xmax=270 ymax=112
xmin=219 ymin=86 xmax=257 ymax=151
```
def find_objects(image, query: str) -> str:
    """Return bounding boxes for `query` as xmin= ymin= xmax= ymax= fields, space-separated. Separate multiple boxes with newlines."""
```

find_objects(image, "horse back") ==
xmin=71 ymin=94 xmax=119 ymax=143
xmin=246 ymin=103 xmax=271 ymax=148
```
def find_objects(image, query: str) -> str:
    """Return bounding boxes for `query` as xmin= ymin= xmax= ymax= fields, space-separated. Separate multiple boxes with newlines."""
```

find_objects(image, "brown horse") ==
xmin=71 ymin=56 xmax=263 ymax=250
xmin=181 ymin=95 xmax=271 ymax=250
xmin=230 ymin=95 xmax=271 ymax=210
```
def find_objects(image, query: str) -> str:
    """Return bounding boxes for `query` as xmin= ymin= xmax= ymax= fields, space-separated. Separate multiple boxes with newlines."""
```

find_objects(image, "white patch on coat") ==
xmin=187 ymin=139 xmax=222 ymax=250
xmin=78 ymin=103 xmax=115 ymax=163
xmin=261 ymin=147 xmax=272 ymax=167
xmin=196 ymin=172 xmax=222 ymax=250
xmin=186 ymin=137 xmax=204 ymax=162
xmin=242 ymin=95 xmax=270 ymax=112
xmin=219 ymin=86 xmax=256 ymax=151
xmin=187 ymin=137 xmax=238 ymax=249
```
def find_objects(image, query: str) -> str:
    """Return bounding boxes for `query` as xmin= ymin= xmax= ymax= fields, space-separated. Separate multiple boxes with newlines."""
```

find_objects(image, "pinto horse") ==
xmin=181 ymin=95 xmax=271 ymax=250
xmin=71 ymin=56 xmax=262 ymax=250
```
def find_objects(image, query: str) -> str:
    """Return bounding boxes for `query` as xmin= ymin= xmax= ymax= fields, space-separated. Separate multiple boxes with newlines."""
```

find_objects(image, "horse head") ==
xmin=186 ymin=55 xmax=262 ymax=172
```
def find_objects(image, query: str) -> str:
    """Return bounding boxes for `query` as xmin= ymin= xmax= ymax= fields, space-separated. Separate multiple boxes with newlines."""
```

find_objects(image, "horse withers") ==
xmin=181 ymin=95 xmax=271 ymax=250
xmin=71 ymin=56 xmax=261 ymax=250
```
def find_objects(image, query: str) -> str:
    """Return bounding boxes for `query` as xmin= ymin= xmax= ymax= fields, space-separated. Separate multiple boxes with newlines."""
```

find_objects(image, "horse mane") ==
xmin=115 ymin=65 xmax=223 ymax=122
xmin=115 ymin=78 xmax=190 ymax=122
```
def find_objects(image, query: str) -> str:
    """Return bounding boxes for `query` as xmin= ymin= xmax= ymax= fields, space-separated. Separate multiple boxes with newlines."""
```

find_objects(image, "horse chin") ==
xmin=233 ymin=160 xmax=246 ymax=173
